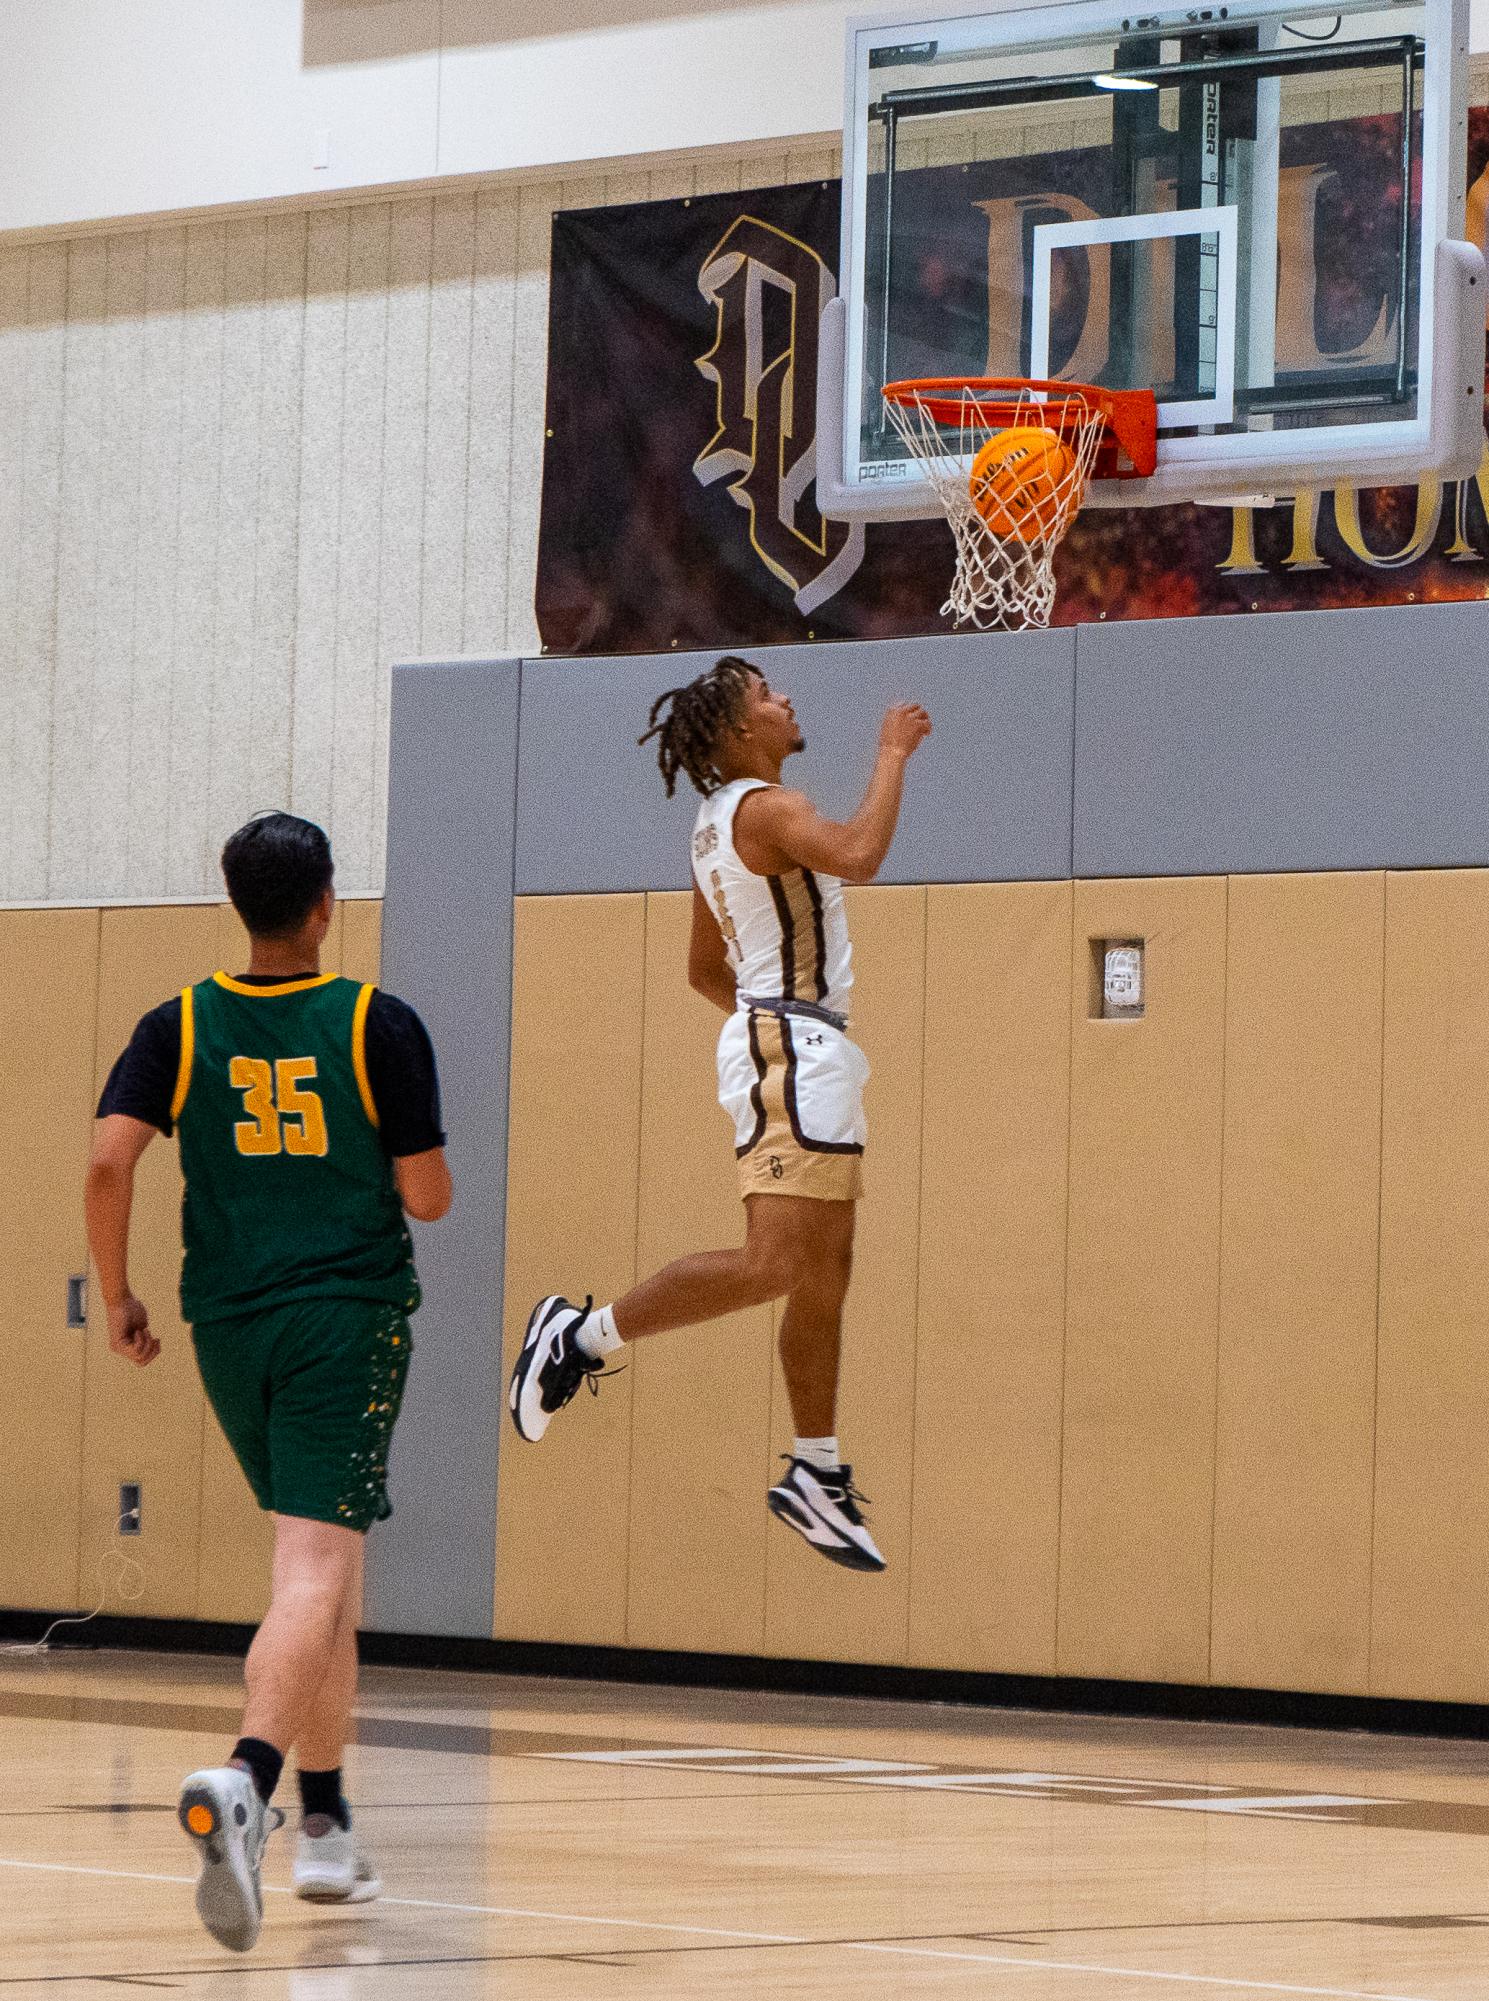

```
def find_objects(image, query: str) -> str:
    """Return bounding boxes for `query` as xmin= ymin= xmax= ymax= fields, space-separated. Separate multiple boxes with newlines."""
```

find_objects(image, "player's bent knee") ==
xmin=739 ymin=1239 xmax=804 ymax=1301
xmin=272 ymin=1515 xmax=363 ymax=1598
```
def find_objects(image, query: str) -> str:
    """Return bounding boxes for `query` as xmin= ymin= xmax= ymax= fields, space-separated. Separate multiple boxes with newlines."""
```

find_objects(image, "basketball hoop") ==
xmin=880 ymin=378 xmax=1158 ymax=631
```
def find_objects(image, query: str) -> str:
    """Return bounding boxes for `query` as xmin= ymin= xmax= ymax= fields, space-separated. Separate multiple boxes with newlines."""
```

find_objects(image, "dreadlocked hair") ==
xmin=638 ymin=654 xmax=761 ymax=798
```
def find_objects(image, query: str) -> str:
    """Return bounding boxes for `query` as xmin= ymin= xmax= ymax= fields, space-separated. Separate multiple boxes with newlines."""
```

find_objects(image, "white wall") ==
xmin=0 ymin=0 xmax=853 ymax=237
xmin=0 ymin=141 xmax=839 ymax=906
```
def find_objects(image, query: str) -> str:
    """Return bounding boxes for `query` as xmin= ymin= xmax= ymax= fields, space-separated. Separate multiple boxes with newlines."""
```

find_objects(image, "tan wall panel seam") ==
xmin=1365 ymin=876 xmax=1390 ymax=1691
xmin=1056 ymin=876 xmax=1072 ymax=1672
xmin=1205 ymin=874 xmax=1231 ymax=1686
xmin=901 ymin=885 xmax=930 ymax=1669
xmin=625 ymin=892 xmax=651 ymax=1646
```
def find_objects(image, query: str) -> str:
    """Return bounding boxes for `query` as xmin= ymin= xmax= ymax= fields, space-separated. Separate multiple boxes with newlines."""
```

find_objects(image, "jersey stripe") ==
xmin=802 ymin=871 xmax=828 ymax=1001
xmin=351 ymin=983 xmax=380 ymax=1127
xmin=170 ymin=986 xmax=195 ymax=1123
xmin=767 ymin=875 xmax=798 ymax=998
xmin=212 ymin=970 xmax=339 ymax=999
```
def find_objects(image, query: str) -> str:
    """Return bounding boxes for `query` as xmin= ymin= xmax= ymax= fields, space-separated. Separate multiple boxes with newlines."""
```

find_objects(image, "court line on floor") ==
xmin=0 ymin=1855 xmax=1439 ymax=2001
xmin=0 ymin=1787 xmax=842 ymax=1820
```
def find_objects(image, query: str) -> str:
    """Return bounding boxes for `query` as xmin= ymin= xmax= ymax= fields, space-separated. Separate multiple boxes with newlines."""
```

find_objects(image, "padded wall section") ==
xmin=909 ymin=883 xmax=1070 ymax=1675
xmin=83 ymin=905 xmax=221 ymax=1617
xmin=368 ymin=658 xmax=519 ymax=1638
xmin=763 ymin=885 xmax=926 ymax=1667
xmin=516 ymin=634 xmax=1076 ymax=894
xmin=496 ymin=895 xmax=643 ymax=1644
xmin=0 ymin=910 xmax=99 ymax=1612
xmin=626 ymin=892 xmax=775 ymax=1655
xmin=1059 ymin=878 xmax=1227 ymax=1684
xmin=1211 ymin=874 xmax=1383 ymax=1694
xmin=1374 ymin=870 xmax=1489 ymax=1702
xmin=1075 ymin=603 xmax=1489 ymax=878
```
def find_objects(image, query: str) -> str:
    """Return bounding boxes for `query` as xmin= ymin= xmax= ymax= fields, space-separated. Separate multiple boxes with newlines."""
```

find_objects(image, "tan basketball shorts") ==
xmin=717 ymin=1005 xmax=867 ymax=1202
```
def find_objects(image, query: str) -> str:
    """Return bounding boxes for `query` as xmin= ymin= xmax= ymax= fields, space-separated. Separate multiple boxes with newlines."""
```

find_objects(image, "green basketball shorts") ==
xmin=192 ymin=1298 xmax=414 ymax=1533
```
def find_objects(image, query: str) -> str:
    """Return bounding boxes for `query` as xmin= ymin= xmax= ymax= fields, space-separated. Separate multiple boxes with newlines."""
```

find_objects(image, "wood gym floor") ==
xmin=3 ymin=1650 xmax=1489 ymax=1999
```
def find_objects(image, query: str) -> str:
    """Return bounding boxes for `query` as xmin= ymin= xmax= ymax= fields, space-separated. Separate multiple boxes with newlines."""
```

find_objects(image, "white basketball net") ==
xmin=882 ymin=384 xmax=1108 ymax=632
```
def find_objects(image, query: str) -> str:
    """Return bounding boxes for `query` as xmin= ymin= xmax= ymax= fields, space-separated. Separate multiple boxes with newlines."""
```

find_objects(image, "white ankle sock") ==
xmin=793 ymin=1436 xmax=840 ymax=1474
xmin=574 ymin=1303 xmax=622 ymax=1360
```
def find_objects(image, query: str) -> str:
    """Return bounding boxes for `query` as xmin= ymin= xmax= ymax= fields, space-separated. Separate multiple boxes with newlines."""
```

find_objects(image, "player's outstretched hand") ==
xmin=881 ymin=703 xmax=932 ymax=759
xmin=108 ymin=1293 xmax=161 ymax=1368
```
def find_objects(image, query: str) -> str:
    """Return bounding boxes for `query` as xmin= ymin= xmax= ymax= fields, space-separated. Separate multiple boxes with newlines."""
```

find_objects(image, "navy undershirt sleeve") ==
xmin=96 ymin=997 xmax=183 ymax=1136
xmin=363 ymin=992 xmax=447 ymax=1159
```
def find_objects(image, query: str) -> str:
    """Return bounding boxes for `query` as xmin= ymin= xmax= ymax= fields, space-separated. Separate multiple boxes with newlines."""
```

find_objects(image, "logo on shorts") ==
xmin=768 ymin=1155 xmax=785 ymax=1180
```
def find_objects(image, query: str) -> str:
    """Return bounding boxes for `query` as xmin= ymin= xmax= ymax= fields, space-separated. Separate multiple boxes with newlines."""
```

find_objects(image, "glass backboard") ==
xmin=820 ymin=0 xmax=1483 ymax=510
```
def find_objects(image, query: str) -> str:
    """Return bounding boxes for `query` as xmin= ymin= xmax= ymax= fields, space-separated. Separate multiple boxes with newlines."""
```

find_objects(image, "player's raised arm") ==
xmin=736 ymin=701 xmax=931 ymax=883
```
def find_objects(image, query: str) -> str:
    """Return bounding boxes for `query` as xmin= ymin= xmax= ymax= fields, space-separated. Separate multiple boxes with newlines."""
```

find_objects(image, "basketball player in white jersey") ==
xmin=508 ymin=656 xmax=930 ymax=1570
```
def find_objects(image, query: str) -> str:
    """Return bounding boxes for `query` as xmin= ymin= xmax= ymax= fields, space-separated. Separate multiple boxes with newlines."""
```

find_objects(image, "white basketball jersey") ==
xmin=691 ymin=778 xmax=853 ymax=1015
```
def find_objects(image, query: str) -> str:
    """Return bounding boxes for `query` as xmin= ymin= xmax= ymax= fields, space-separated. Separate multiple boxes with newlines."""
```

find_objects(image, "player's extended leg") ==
xmin=775 ymin=1197 xmax=855 ymax=1438
xmin=292 ymin=1545 xmax=362 ymax=1773
xmin=289 ymin=1544 xmax=382 ymax=1905
xmin=509 ymin=1194 xmax=820 ymax=1442
xmin=242 ymin=1514 xmax=363 ymax=1750
xmin=766 ymin=1203 xmax=885 ymax=1573
xmin=177 ymin=1515 xmax=360 ymax=1952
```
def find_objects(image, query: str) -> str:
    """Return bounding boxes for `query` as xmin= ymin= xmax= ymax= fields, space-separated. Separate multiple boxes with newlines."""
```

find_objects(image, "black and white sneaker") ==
xmin=767 ymin=1458 xmax=887 ymax=1572
xmin=508 ymin=1294 xmax=611 ymax=1443
xmin=178 ymin=1765 xmax=284 ymax=1952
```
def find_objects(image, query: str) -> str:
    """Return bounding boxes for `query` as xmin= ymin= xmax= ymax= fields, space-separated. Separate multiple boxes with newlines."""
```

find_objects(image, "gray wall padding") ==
xmin=516 ymin=631 xmax=1077 ymax=892
xmin=365 ymin=657 xmax=520 ymax=1639
xmin=372 ymin=605 xmax=1489 ymax=1640
xmin=1074 ymin=601 xmax=1489 ymax=878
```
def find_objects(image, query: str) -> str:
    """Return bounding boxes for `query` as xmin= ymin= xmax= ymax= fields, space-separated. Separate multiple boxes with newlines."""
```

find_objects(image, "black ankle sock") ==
xmin=298 ymin=1766 xmax=349 ymax=1829
xmin=231 ymin=1737 xmax=284 ymax=1806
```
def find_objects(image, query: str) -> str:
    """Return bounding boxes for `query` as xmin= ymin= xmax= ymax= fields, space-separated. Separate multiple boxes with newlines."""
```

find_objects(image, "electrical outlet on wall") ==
xmin=119 ymin=1484 xmax=142 ymax=1535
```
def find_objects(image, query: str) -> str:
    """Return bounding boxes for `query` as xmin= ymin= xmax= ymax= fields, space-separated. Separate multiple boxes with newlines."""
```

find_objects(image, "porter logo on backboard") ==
xmin=694 ymin=217 xmax=866 ymax=617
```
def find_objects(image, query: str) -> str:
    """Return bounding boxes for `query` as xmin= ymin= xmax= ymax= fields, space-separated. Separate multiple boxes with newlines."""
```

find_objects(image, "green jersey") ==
xmin=175 ymin=972 xmax=419 ymax=1326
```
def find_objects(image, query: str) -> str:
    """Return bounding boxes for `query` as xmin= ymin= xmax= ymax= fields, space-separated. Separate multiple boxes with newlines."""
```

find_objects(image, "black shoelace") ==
xmin=553 ymin=1298 xmax=626 ymax=1407
xmin=782 ymin=1454 xmax=871 ymax=1521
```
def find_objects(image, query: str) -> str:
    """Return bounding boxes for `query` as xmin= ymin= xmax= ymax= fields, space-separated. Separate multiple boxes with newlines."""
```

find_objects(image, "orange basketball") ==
xmin=968 ymin=426 xmax=1080 ymax=542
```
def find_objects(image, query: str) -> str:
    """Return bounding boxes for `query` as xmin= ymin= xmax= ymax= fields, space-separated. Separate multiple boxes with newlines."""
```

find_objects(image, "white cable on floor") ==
xmin=0 ymin=1513 xmax=146 ymax=1656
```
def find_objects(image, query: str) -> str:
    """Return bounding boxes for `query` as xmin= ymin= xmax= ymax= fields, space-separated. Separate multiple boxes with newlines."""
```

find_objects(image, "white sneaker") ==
xmin=178 ymin=1765 xmax=283 ymax=1952
xmin=508 ymin=1294 xmax=611 ymax=1442
xmin=767 ymin=1458 xmax=887 ymax=1572
xmin=293 ymin=1820 xmax=382 ymax=1903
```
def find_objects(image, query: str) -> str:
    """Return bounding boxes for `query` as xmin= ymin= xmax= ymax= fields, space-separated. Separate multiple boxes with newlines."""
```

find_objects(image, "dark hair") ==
xmin=638 ymin=655 xmax=761 ymax=798
xmin=221 ymin=812 xmax=335 ymax=937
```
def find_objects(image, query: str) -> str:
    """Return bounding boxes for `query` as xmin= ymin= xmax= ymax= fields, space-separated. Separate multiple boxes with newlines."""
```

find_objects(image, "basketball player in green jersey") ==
xmin=86 ymin=812 xmax=451 ymax=1953
xmin=510 ymin=656 xmax=930 ymax=1570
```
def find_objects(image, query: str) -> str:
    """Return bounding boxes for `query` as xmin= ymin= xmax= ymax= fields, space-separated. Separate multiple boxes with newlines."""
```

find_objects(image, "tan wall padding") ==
xmin=22 ymin=875 xmax=1489 ymax=1705
xmin=1059 ymin=877 xmax=1227 ymax=1684
xmin=762 ymin=885 xmax=926 ymax=1667
xmin=82 ymin=905 xmax=221 ymax=1617
xmin=0 ymin=909 xmax=100 ymax=1611
xmin=496 ymin=893 xmax=644 ymax=1645
xmin=1373 ymin=869 xmax=1489 ymax=1702
xmin=1211 ymin=873 xmax=1384 ymax=1694
xmin=625 ymin=891 xmax=775 ymax=1655
xmin=909 ymin=881 xmax=1071 ymax=1675
xmin=0 ymin=897 xmax=385 ymax=1628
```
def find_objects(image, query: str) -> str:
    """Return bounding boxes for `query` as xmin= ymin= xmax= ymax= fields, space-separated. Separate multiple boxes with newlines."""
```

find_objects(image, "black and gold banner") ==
xmin=535 ymin=118 xmax=1489 ymax=654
